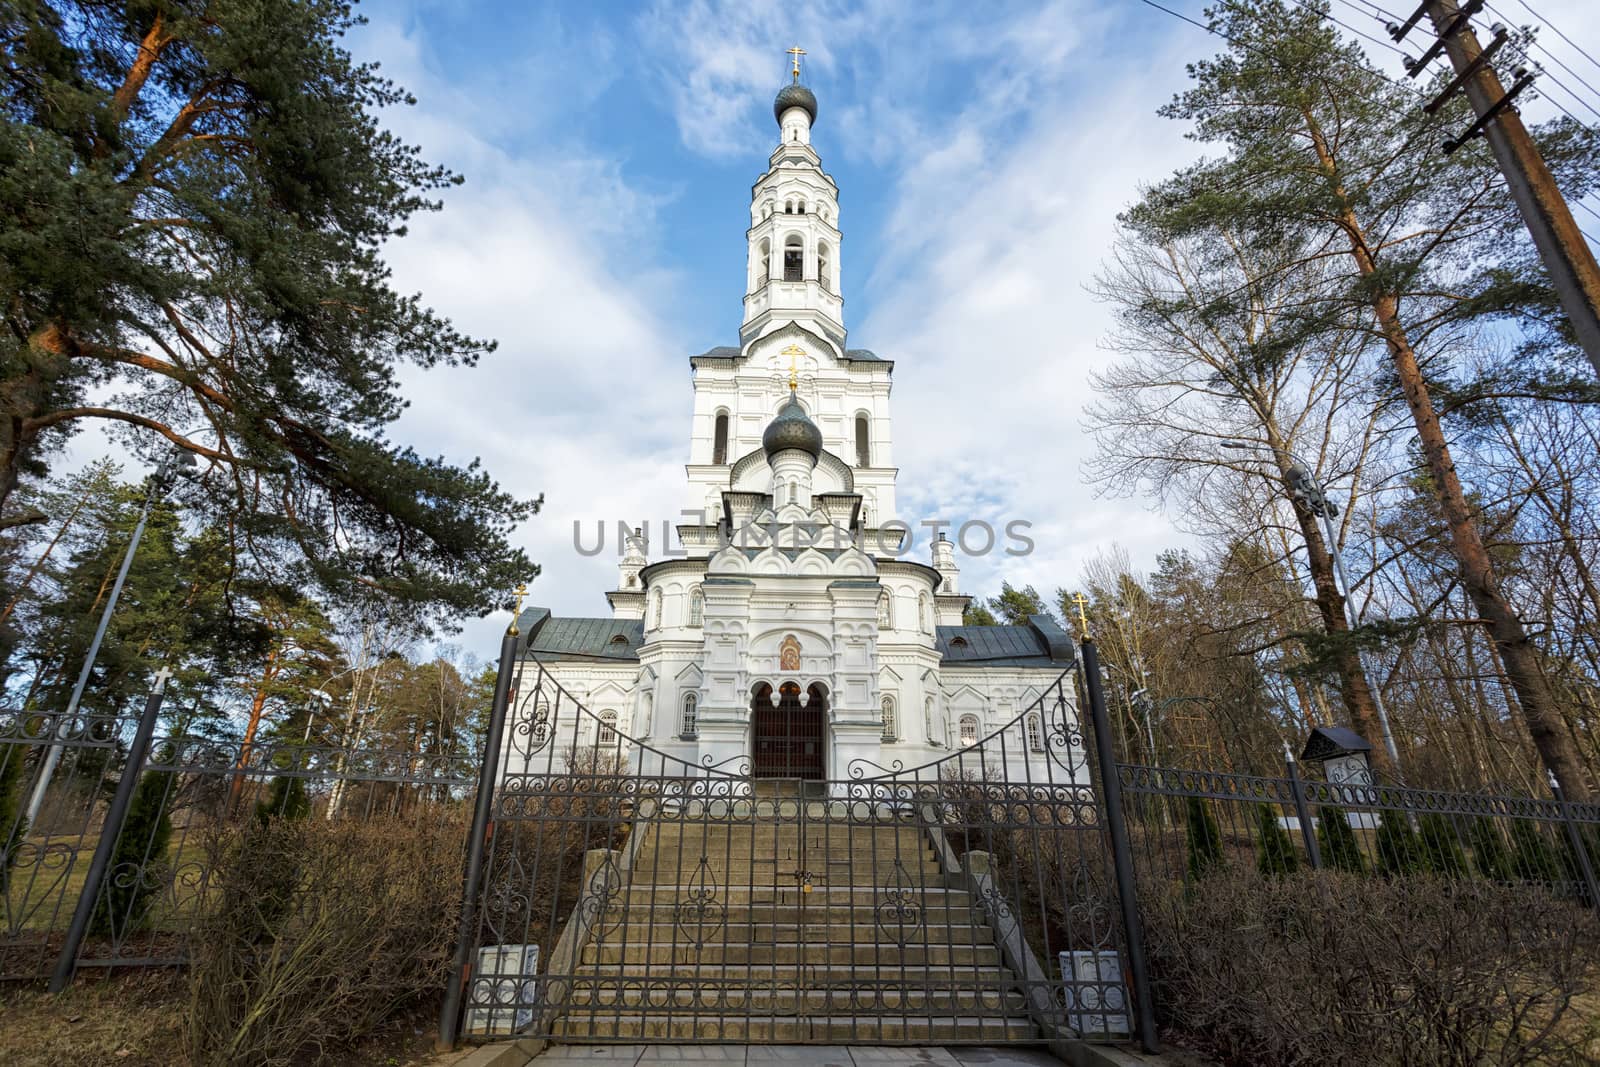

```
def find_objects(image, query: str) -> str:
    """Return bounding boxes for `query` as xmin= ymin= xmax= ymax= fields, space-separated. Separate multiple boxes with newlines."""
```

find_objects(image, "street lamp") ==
xmin=24 ymin=449 xmax=198 ymax=824
xmin=1221 ymin=440 xmax=1403 ymax=775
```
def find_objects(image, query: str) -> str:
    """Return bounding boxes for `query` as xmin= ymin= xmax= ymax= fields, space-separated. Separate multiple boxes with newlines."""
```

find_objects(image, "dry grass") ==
xmin=0 ymin=972 xmax=475 ymax=1067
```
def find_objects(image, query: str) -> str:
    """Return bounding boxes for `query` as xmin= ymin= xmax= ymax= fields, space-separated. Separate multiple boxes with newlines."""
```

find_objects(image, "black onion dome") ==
xmin=774 ymin=83 xmax=818 ymax=125
xmin=762 ymin=393 xmax=823 ymax=461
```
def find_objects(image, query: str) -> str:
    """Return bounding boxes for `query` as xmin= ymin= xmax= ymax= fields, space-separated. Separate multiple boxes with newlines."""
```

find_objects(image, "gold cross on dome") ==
xmin=1072 ymin=592 xmax=1091 ymax=639
xmin=508 ymin=581 xmax=528 ymax=636
xmin=781 ymin=344 xmax=805 ymax=390
xmin=787 ymin=45 xmax=806 ymax=81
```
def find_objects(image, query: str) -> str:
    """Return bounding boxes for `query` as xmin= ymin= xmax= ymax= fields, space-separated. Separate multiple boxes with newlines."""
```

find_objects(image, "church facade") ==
xmin=510 ymin=72 xmax=1076 ymax=783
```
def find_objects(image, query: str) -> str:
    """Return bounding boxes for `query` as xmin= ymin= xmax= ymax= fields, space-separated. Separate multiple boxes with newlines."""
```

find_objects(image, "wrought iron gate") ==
xmin=453 ymin=661 xmax=1139 ymax=1045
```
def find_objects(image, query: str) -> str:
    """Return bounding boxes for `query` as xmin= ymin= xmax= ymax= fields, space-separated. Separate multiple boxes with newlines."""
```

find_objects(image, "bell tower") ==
xmin=742 ymin=48 xmax=845 ymax=348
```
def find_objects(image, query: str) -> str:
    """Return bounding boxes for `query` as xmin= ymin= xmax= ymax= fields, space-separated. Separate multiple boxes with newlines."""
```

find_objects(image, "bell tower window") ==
xmin=783 ymin=235 xmax=804 ymax=281
xmin=713 ymin=412 xmax=729 ymax=465
xmin=817 ymin=240 xmax=832 ymax=293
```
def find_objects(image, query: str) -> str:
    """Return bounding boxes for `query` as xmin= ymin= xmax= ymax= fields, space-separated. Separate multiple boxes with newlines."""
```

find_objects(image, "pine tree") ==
xmin=0 ymin=745 xmax=29 ymax=874
xmin=90 ymin=765 xmax=174 ymax=938
xmin=1468 ymin=819 xmax=1514 ymax=882
xmin=1375 ymin=815 xmax=1424 ymax=877
xmin=1417 ymin=813 xmax=1468 ymax=877
xmin=1316 ymin=805 xmax=1366 ymax=874
xmin=0 ymin=1 xmax=535 ymax=620
xmin=254 ymin=775 xmax=311 ymax=826
xmin=1185 ymin=795 xmax=1226 ymax=880
xmin=1120 ymin=0 xmax=1600 ymax=800
xmin=1509 ymin=819 xmax=1563 ymax=885
xmin=1255 ymin=804 xmax=1299 ymax=876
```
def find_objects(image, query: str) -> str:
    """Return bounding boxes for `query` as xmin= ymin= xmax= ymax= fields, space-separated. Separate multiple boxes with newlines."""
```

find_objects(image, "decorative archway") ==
xmin=751 ymin=681 xmax=827 ymax=779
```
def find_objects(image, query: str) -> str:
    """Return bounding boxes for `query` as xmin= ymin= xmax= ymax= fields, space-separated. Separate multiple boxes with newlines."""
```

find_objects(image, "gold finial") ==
xmin=787 ymin=45 xmax=806 ymax=82
xmin=781 ymin=344 xmax=805 ymax=391
xmin=507 ymin=582 xmax=528 ymax=636
xmin=1072 ymin=592 xmax=1091 ymax=640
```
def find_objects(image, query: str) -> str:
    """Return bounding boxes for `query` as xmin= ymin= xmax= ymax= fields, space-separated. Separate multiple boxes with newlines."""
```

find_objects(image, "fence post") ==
xmin=1080 ymin=636 xmax=1159 ymax=1053
xmin=436 ymin=622 xmax=520 ymax=1050
xmin=1549 ymin=771 xmax=1600 ymax=915
xmin=1284 ymin=745 xmax=1322 ymax=870
xmin=48 ymin=668 xmax=171 ymax=992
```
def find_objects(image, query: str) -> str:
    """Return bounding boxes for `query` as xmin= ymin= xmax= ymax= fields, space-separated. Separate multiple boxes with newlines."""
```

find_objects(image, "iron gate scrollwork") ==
xmin=461 ymin=661 xmax=1136 ymax=1044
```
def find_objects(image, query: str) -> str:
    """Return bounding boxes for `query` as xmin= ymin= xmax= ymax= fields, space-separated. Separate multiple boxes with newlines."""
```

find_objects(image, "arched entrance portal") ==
xmin=751 ymin=682 xmax=827 ymax=779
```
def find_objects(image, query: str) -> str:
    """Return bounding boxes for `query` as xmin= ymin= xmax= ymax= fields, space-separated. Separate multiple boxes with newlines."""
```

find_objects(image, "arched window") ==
xmin=788 ymin=478 xmax=798 ymax=505
xmin=688 ymin=587 xmax=703 ymax=626
xmin=712 ymin=411 xmax=729 ymax=465
xmin=919 ymin=592 xmax=933 ymax=634
xmin=650 ymin=589 xmax=662 ymax=628
xmin=855 ymin=415 xmax=870 ymax=467
xmin=959 ymin=714 xmax=980 ymax=747
xmin=924 ymin=696 xmax=936 ymax=743
xmin=783 ymin=235 xmax=804 ymax=281
xmin=798 ymin=198 xmax=806 ymax=213
xmin=878 ymin=591 xmax=893 ymax=629
xmin=818 ymin=240 xmax=832 ymax=293
xmin=881 ymin=696 xmax=897 ymax=741
xmin=681 ymin=694 xmax=698 ymax=738
xmin=598 ymin=710 xmax=619 ymax=747
xmin=757 ymin=238 xmax=771 ymax=288
xmin=785 ymin=199 xmax=794 ymax=214
xmin=1026 ymin=715 xmax=1044 ymax=752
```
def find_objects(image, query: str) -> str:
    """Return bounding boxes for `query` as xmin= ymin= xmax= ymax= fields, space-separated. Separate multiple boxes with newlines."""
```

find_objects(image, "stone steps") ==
xmin=600 ymin=922 xmax=993 ymax=944
xmin=551 ymin=813 xmax=1037 ymax=1043
xmin=558 ymin=981 xmax=1029 ymax=1013
xmin=580 ymin=942 xmax=1002 ymax=967
xmin=598 ymin=903 xmax=985 ymax=925
xmin=609 ymin=885 xmax=974 ymax=904
xmin=549 ymin=1013 xmax=1037 ymax=1042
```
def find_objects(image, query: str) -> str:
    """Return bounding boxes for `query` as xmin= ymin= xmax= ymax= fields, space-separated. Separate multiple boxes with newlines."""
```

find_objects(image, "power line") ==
xmin=1515 ymin=0 xmax=1600 ymax=77
xmin=1480 ymin=2 xmax=1600 ymax=120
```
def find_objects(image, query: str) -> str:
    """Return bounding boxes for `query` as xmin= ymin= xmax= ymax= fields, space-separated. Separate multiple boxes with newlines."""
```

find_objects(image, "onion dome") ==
xmin=774 ymin=83 xmax=818 ymax=126
xmin=762 ymin=391 xmax=823 ymax=461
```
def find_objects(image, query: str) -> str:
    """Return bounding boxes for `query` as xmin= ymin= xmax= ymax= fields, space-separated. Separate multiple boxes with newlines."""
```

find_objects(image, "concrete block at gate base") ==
xmin=1061 ymin=949 xmax=1129 ymax=1037
xmin=463 ymin=943 xmax=539 ymax=1037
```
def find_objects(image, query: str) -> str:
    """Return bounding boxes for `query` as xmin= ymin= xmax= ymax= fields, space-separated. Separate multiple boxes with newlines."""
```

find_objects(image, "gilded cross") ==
xmin=787 ymin=45 xmax=806 ymax=81
xmin=781 ymin=344 xmax=805 ymax=390
xmin=508 ymin=581 xmax=528 ymax=636
xmin=1072 ymin=592 xmax=1091 ymax=639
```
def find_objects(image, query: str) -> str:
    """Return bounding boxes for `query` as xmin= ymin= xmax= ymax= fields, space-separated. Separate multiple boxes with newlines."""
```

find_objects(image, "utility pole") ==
xmin=1392 ymin=0 xmax=1600 ymax=375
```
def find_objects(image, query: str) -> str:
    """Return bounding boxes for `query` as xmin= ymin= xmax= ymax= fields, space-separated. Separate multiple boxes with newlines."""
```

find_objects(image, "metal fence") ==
xmin=444 ymin=652 xmax=1146 ymax=1047
xmin=0 ymin=683 xmax=478 ymax=987
xmin=1117 ymin=759 xmax=1600 ymax=905
xmin=5 ymin=630 xmax=1599 ymax=1059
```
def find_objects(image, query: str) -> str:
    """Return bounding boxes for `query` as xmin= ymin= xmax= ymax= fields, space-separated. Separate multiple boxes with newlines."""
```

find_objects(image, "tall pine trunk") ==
xmin=1304 ymin=115 xmax=1591 ymax=801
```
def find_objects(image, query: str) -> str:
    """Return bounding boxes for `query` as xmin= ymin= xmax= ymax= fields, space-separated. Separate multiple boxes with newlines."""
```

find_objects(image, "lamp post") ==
xmin=24 ymin=449 xmax=196 ymax=825
xmin=1222 ymin=441 xmax=1403 ymax=775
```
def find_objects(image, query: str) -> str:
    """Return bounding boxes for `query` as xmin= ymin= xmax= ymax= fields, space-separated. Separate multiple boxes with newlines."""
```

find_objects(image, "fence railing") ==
xmin=0 ymin=695 xmax=479 ymax=985
xmin=1117 ymin=757 xmax=1600 ymax=906
xmin=4 ymin=640 xmax=1599 ymax=1060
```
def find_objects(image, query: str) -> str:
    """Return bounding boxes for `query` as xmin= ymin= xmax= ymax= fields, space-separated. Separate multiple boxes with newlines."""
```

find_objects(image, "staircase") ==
xmin=551 ymin=787 xmax=1039 ymax=1042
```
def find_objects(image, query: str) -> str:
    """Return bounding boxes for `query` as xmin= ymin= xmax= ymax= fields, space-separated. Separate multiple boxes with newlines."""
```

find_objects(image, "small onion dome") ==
xmin=774 ymin=83 xmax=818 ymax=126
xmin=762 ymin=392 xmax=823 ymax=461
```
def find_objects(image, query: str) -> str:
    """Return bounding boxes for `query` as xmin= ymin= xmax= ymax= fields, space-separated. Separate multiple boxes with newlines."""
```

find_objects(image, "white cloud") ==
xmin=349 ymin=9 xmax=692 ymax=649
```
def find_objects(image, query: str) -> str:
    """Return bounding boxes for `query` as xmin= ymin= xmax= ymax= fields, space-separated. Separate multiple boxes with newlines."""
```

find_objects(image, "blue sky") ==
xmin=168 ymin=0 xmax=1600 ymax=653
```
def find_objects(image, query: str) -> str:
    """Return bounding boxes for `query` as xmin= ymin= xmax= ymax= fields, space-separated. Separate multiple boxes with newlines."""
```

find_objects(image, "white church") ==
xmin=510 ymin=66 xmax=1076 ymax=783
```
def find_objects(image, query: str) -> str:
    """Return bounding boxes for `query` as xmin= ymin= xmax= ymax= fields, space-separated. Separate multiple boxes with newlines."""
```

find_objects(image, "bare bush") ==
xmin=1142 ymin=868 xmax=1600 ymax=1066
xmin=182 ymin=811 xmax=465 ymax=1066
